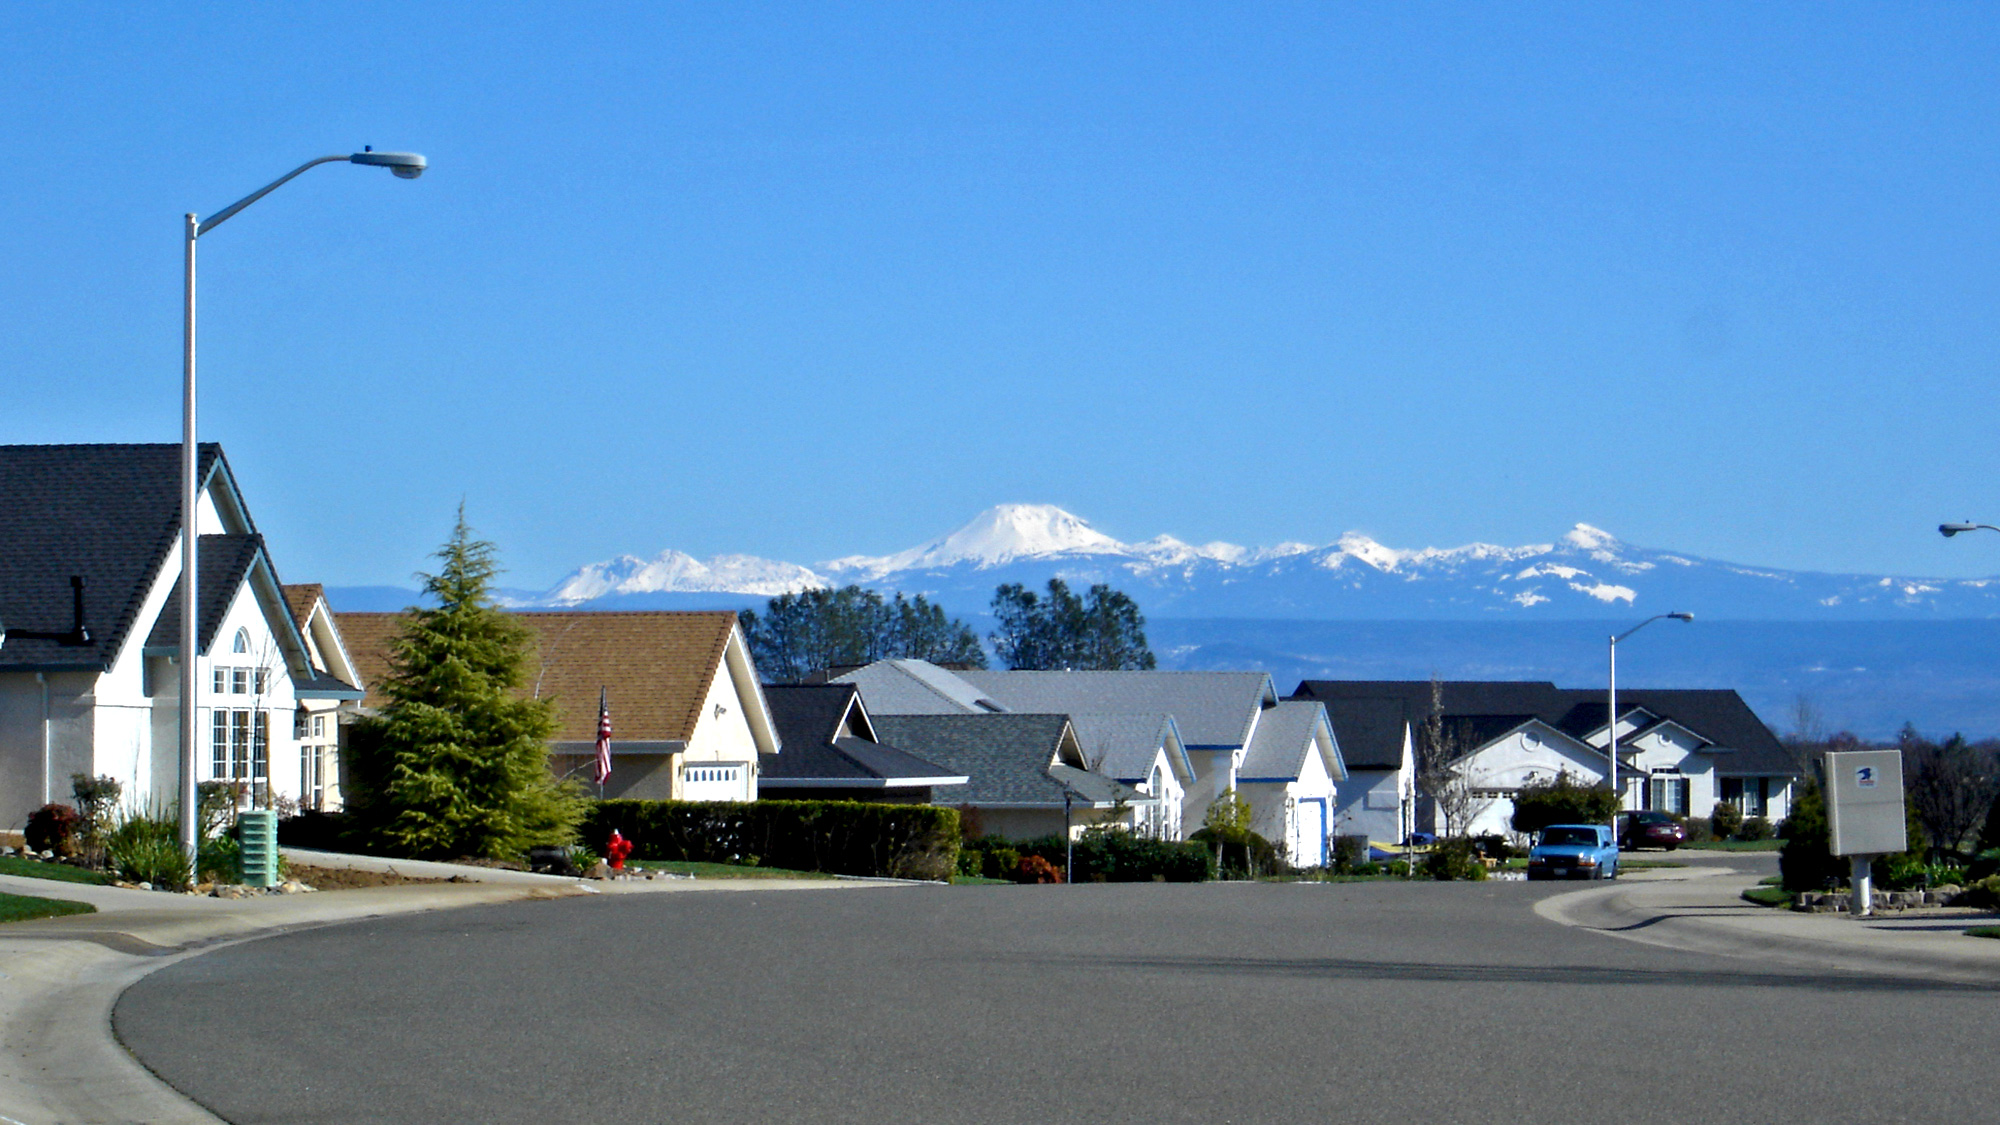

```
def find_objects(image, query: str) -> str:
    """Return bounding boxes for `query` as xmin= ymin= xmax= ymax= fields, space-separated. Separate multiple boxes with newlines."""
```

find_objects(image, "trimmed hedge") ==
xmin=995 ymin=831 xmax=1212 ymax=883
xmin=583 ymin=800 xmax=960 ymax=881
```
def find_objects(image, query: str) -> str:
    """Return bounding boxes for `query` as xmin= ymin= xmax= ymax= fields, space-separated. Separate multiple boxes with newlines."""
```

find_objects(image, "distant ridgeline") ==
xmin=326 ymin=504 xmax=2000 ymax=739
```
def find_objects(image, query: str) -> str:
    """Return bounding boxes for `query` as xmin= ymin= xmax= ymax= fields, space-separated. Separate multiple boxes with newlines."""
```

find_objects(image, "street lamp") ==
xmin=179 ymin=149 xmax=426 ymax=873
xmin=1940 ymin=522 xmax=2000 ymax=538
xmin=1607 ymin=612 xmax=1693 ymax=847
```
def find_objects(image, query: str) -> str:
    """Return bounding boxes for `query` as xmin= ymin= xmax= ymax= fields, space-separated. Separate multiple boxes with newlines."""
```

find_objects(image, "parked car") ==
xmin=1526 ymin=824 xmax=1619 ymax=881
xmin=1618 ymin=810 xmax=1686 ymax=851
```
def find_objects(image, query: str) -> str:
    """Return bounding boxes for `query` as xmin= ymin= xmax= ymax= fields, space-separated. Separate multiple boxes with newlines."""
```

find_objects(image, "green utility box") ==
xmin=237 ymin=809 xmax=279 ymax=888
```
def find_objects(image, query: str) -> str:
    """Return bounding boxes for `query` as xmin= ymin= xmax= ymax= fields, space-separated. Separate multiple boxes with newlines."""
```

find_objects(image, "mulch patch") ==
xmin=286 ymin=863 xmax=460 ymax=890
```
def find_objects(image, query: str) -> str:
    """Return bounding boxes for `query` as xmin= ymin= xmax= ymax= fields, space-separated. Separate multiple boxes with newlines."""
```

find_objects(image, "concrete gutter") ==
xmin=1538 ymin=863 xmax=2000 ymax=985
xmin=0 ymin=855 xmax=914 ymax=1123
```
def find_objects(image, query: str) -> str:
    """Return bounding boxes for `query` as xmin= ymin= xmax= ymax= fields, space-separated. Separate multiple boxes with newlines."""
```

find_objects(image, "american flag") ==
xmin=593 ymin=688 xmax=612 ymax=785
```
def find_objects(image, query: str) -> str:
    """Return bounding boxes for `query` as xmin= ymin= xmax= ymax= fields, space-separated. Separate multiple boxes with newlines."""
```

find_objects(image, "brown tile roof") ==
xmin=281 ymin=583 xmax=324 ymax=631
xmin=333 ymin=610 xmax=740 ymax=743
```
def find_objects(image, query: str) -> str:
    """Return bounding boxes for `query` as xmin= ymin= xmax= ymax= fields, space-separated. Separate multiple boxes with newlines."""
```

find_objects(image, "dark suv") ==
xmin=1619 ymin=810 xmax=1686 ymax=851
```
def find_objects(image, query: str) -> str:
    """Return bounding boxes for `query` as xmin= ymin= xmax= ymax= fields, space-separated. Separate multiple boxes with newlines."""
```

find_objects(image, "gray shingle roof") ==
xmin=954 ymin=669 xmax=1277 ymax=747
xmin=1240 ymin=699 xmax=1342 ymax=781
xmin=867 ymin=713 xmax=1087 ymax=806
xmin=760 ymin=684 xmax=965 ymax=785
xmin=143 ymin=534 xmax=265 ymax=655
xmin=0 ymin=443 xmax=226 ymax=670
xmin=1067 ymin=713 xmax=1192 ymax=785
xmin=833 ymin=659 xmax=1005 ymax=714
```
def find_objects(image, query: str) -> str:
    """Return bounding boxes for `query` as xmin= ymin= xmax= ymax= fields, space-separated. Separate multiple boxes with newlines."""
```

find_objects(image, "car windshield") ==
xmin=1540 ymin=827 xmax=1599 ymax=847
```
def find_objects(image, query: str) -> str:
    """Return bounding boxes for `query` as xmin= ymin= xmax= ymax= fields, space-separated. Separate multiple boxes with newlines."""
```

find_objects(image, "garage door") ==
xmin=682 ymin=763 xmax=745 ymax=801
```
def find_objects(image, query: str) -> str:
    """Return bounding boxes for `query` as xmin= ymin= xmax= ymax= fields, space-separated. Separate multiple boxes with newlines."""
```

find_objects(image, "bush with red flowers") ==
xmin=1013 ymin=854 xmax=1062 ymax=884
xmin=25 ymin=803 xmax=81 ymax=859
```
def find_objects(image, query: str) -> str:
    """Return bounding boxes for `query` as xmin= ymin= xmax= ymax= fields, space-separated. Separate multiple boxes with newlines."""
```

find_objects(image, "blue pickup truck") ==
xmin=1525 ymin=824 xmax=1619 ymax=881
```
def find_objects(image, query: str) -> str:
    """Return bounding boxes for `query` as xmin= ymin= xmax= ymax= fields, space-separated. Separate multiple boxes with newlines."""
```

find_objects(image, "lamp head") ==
xmin=1667 ymin=612 xmax=1694 ymax=622
xmin=350 ymin=149 xmax=426 ymax=179
xmin=1941 ymin=522 xmax=1977 ymax=538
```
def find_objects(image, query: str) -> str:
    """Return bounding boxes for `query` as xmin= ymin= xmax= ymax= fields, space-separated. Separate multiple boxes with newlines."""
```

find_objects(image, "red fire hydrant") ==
xmin=605 ymin=829 xmax=633 ymax=871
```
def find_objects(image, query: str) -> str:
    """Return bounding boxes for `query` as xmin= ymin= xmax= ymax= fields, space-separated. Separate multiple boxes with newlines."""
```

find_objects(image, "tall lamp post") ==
xmin=1607 ymin=612 xmax=1693 ymax=845
xmin=180 ymin=149 xmax=426 ymax=871
xmin=1940 ymin=522 xmax=2000 ymax=539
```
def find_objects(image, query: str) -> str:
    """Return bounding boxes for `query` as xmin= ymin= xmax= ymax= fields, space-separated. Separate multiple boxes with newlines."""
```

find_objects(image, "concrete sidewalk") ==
xmin=1539 ymin=862 xmax=2000 ymax=985
xmin=0 ymin=855 xmax=910 ymax=1124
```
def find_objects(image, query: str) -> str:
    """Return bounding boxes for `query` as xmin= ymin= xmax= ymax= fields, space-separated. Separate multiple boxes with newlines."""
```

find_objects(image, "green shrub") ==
xmin=1470 ymin=834 xmax=1517 ymax=861
xmin=1736 ymin=816 xmax=1772 ymax=842
xmin=106 ymin=808 xmax=188 ymax=891
xmin=1510 ymin=774 xmax=1619 ymax=835
xmin=1710 ymin=801 xmax=1744 ymax=841
xmin=70 ymin=774 xmax=122 ymax=863
xmin=1190 ymin=827 xmax=1282 ymax=878
xmin=982 ymin=846 xmax=1021 ymax=880
xmin=1352 ymin=861 xmax=1381 ymax=877
xmin=199 ymin=832 xmax=241 ymax=885
xmin=1951 ymin=875 xmax=2000 ymax=910
xmin=1002 ymin=831 xmax=1212 ymax=883
xmin=956 ymin=848 xmax=984 ymax=877
xmin=1681 ymin=815 xmax=1713 ymax=843
xmin=1423 ymin=837 xmax=1488 ymax=881
xmin=1332 ymin=834 xmax=1369 ymax=874
xmin=582 ymin=800 xmax=960 ymax=880
xmin=25 ymin=804 xmax=80 ymax=859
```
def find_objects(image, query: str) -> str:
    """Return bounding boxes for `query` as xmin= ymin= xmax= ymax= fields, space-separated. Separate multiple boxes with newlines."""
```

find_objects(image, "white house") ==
xmin=336 ymin=609 xmax=781 ymax=801
xmin=1291 ymin=679 xmax=1800 ymax=842
xmin=1236 ymin=700 xmax=1344 ymax=866
xmin=1067 ymin=713 xmax=1195 ymax=840
xmin=837 ymin=662 xmax=1347 ymax=860
xmin=0 ymin=443 xmax=365 ymax=827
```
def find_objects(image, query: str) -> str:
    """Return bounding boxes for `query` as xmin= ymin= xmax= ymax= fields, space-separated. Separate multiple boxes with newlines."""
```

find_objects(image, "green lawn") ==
xmin=950 ymin=874 xmax=1013 ymax=885
xmin=626 ymin=860 xmax=834 ymax=880
xmin=1965 ymin=926 xmax=2000 ymax=940
xmin=0 ymin=855 xmax=115 ymax=885
xmin=1621 ymin=860 xmax=1688 ymax=870
xmin=1740 ymin=886 xmax=1792 ymax=907
xmin=1681 ymin=839 xmax=1785 ymax=852
xmin=0 ymin=891 xmax=97 ymax=924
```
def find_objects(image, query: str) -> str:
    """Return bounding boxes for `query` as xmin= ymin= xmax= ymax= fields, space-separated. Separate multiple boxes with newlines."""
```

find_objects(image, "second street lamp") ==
xmin=1607 ymin=612 xmax=1693 ymax=847
xmin=179 ymin=149 xmax=426 ymax=873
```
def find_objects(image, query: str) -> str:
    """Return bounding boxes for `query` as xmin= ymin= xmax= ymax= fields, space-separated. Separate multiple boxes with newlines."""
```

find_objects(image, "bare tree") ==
xmin=1416 ymin=679 xmax=1479 ymax=838
xmin=1779 ymin=692 xmax=1828 ymax=778
xmin=1901 ymin=724 xmax=1999 ymax=858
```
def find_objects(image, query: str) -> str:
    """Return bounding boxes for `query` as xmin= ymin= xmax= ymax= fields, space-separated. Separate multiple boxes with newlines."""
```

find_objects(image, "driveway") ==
xmin=115 ymin=876 xmax=1998 ymax=1124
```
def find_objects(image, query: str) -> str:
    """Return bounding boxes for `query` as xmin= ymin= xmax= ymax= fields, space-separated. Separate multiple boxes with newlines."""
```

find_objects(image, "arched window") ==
xmin=233 ymin=628 xmax=251 ymax=654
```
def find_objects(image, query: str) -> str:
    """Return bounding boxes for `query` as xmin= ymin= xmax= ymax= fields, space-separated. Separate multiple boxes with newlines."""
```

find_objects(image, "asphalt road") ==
xmin=117 ymin=857 xmax=2000 ymax=1125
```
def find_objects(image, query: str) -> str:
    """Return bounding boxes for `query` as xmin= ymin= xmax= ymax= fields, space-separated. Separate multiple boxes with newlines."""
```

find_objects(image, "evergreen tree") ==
xmin=742 ymin=586 xmax=986 ymax=682
xmin=990 ymin=579 xmax=1155 ymax=671
xmin=345 ymin=509 xmax=582 ymax=859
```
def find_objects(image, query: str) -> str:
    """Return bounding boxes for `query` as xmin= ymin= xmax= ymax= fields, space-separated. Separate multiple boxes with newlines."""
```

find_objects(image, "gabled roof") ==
xmin=1287 ymin=686 xmax=1410 ymax=771
xmin=0 ymin=442 xmax=231 ymax=671
xmin=1289 ymin=678 xmax=1797 ymax=778
xmin=336 ymin=610 xmax=763 ymax=746
xmin=954 ymin=669 xmax=1278 ymax=747
xmin=144 ymin=534 xmax=266 ymax=655
xmin=832 ymin=659 xmax=1006 ymax=714
xmin=282 ymin=583 xmax=324 ymax=632
xmin=1067 ymin=713 xmax=1196 ymax=787
xmin=1240 ymin=699 xmax=1345 ymax=782
xmin=759 ymin=683 xmax=966 ymax=787
xmin=868 ymin=713 xmax=1136 ymax=807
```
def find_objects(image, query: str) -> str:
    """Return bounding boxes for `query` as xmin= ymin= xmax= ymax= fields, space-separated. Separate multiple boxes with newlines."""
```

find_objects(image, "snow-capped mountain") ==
xmin=469 ymin=503 xmax=2000 ymax=620
xmin=527 ymin=549 xmax=824 ymax=606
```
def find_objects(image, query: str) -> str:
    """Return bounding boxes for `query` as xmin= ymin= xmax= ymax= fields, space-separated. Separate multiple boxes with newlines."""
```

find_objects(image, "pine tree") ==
xmin=742 ymin=586 xmax=987 ymax=682
xmin=346 ymin=509 xmax=582 ymax=859
xmin=989 ymin=579 xmax=1156 ymax=670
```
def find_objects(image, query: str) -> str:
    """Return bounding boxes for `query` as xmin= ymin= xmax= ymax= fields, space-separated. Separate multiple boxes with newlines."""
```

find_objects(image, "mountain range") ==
xmin=473 ymin=503 xmax=2000 ymax=621
xmin=322 ymin=504 xmax=2000 ymax=737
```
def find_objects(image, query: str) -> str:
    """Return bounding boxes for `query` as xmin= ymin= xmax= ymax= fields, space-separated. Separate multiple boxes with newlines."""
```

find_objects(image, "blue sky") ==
xmin=5 ymin=3 xmax=2000 ymax=591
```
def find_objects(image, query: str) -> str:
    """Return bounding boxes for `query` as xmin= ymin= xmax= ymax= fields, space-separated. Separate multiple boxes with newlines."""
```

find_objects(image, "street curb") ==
xmin=0 ymin=881 xmax=592 ymax=1124
xmin=1537 ymin=869 xmax=2000 ymax=986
